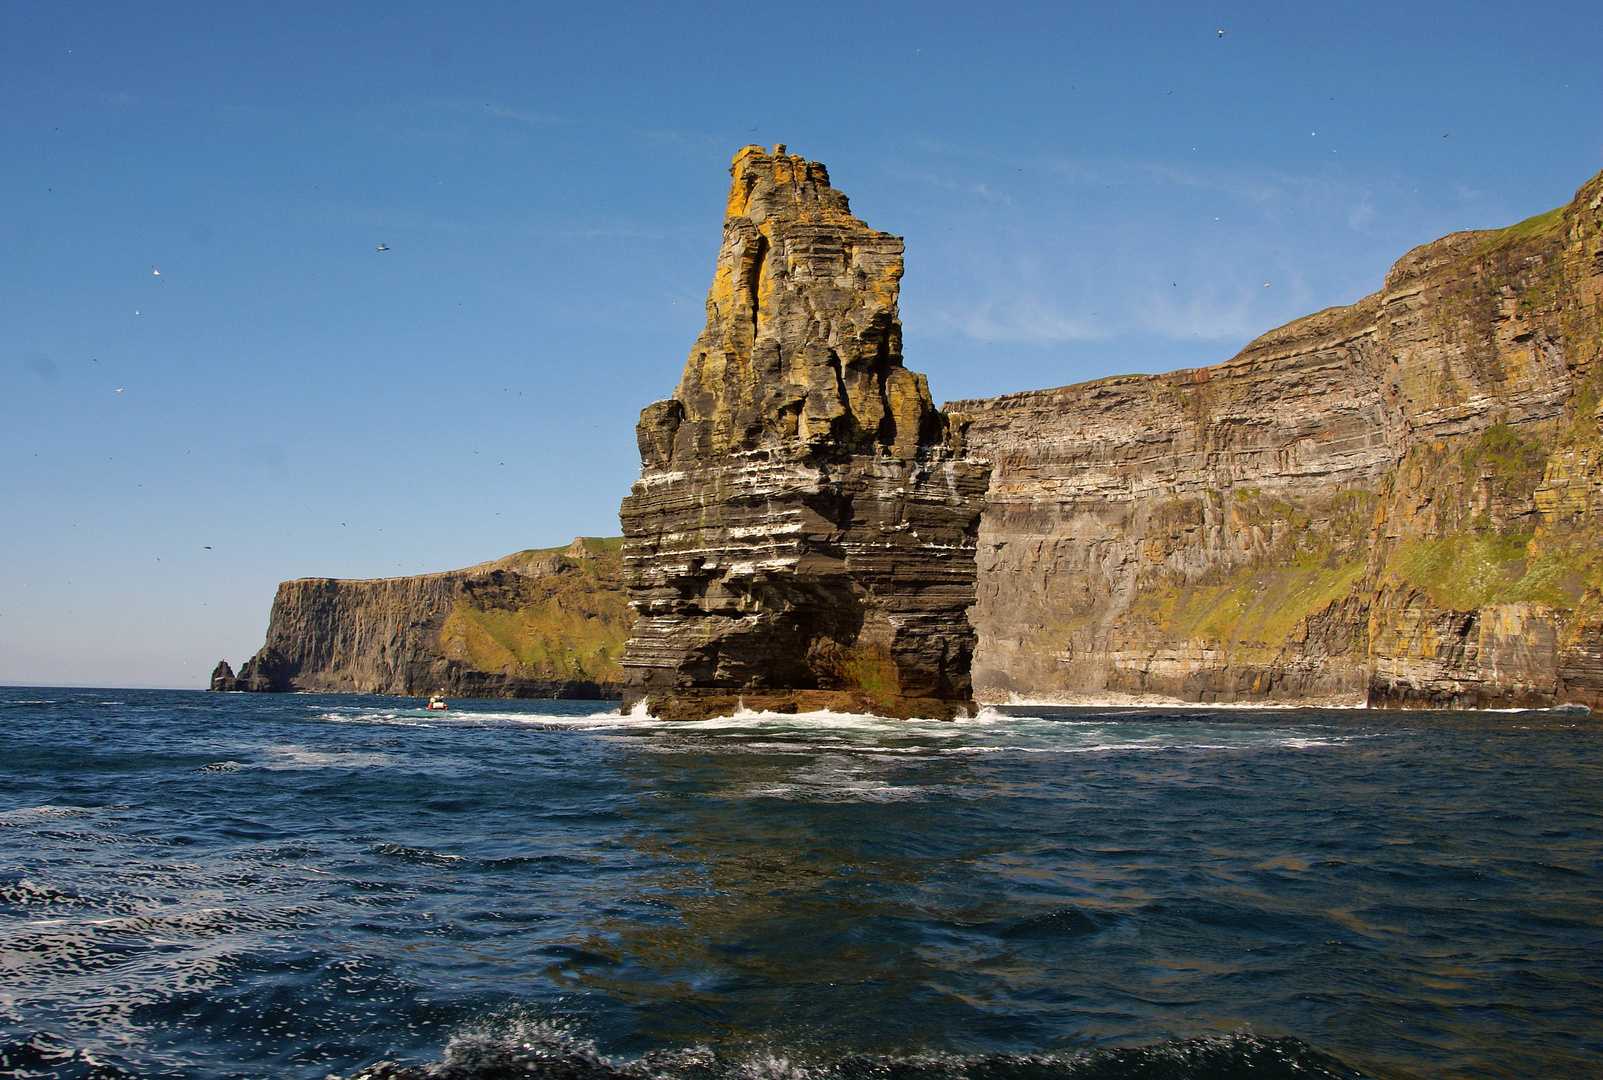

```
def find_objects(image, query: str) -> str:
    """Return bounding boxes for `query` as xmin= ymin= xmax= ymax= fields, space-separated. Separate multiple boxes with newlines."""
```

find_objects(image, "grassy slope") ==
xmin=438 ymin=538 xmax=632 ymax=684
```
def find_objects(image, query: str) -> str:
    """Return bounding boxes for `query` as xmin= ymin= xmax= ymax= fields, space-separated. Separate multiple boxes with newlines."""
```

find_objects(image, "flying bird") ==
xmin=1217 ymin=29 xmax=1225 ymax=36
xmin=151 ymin=265 xmax=163 ymax=282
xmin=376 ymin=243 xmax=390 ymax=251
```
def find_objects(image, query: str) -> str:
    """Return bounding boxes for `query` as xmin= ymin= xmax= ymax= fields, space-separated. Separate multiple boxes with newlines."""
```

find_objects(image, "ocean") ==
xmin=0 ymin=688 xmax=1598 ymax=1080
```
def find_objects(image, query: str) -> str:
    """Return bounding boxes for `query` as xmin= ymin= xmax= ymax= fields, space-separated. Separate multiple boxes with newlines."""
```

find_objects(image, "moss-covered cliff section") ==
xmin=953 ymin=170 xmax=1603 ymax=709
xmin=213 ymin=538 xmax=631 ymax=698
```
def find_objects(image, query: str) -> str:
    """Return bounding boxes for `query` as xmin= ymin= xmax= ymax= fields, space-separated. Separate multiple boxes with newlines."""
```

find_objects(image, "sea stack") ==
xmin=619 ymin=145 xmax=991 ymax=719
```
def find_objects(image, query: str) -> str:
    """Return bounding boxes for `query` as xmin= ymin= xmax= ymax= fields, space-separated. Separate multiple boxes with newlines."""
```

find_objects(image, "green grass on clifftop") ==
xmin=439 ymin=538 xmax=631 ymax=684
xmin=1475 ymin=206 xmax=1566 ymax=255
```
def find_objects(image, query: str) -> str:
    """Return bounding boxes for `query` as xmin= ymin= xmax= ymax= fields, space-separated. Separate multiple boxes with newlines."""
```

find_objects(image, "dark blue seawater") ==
xmin=1 ymin=689 xmax=1599 ymax=1080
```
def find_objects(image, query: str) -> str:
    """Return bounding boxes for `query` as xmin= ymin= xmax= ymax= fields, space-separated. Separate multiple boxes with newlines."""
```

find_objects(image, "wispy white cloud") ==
xmin=968 ymin=182 xmax=1014 ymax=206
xmin=908 ymin=170 xmax=1018 ymax=206
xmin=620 ymin=125 xmax=733 ymax=153
xmin=930 ymin=298 xmax=1108 ymax=343
xmin=1347 ymin=195 xmax=1377 ymax=231
xmin=1131 ymin=260 xmax=1316 ymax=342
xmin=432 ymin=97 xmax=566 ymax=126
xmin=1132 ymin=290 xmax=1270 ymax=342
xmin=927 ymin=132 xmax=1395 ymax=211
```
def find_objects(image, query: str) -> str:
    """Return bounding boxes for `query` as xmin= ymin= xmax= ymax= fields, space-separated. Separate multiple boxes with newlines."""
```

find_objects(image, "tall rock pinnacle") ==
xmin=619 ymin=145 xmax=992 ymax=719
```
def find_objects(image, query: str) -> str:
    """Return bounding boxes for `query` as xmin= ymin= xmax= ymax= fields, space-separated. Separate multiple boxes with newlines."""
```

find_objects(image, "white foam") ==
xmin=256 ymin=744 xmax=399 ymax=770
xmin=294 ymin=695 xmax=1378 ymax=766
xmin=316 ymin=706 xmax=632 ymax=731
xmin=0 ymin=805 xmax=98 ymax=822
xmin=988 ymin=691 xmax=1370 ymax=711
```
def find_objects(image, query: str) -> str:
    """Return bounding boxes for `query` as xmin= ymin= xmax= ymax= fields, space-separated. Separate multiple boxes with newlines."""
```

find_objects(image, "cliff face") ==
xmin=951 ymin=172 xmax=1603 ymax=709
xmin=217 ymin=539 xmax=631 ymax=698
xmin=220 ymin=165 xmax=1603 ymax=712
xmin=619 ymin=146 xmax=992 ymax=719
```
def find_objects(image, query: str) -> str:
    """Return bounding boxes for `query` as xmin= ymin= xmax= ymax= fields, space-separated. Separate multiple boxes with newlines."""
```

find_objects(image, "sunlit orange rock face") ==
xmin=619 ymin=146 xmax=991 ymax=720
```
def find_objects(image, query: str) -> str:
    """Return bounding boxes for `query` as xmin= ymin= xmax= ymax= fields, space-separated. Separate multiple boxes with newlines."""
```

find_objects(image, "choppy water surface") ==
xmin=1 ymin=689 xmax=1599 ymax=1080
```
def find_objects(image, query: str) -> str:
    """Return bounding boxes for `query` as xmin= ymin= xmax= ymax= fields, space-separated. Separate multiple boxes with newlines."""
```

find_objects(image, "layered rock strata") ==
xmin=618 ymin=145 xmax=992 ymax=719
xmin=213 ymin=539 xmax=630 ymax=698
xmin=951 ymin=171 xmax=1603 ymax=709
xmin=216 ymin=168 xmax=1603 ymax=712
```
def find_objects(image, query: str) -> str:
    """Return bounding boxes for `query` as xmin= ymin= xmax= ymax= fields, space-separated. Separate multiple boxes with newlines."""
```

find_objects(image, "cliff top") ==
xmin=948 ymin=168 xmax=1603 ymax=414
xmin=278 ymin=537 xmax=622 ymax=587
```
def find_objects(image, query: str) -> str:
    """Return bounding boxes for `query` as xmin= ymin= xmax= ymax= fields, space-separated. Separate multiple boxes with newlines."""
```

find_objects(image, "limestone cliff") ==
xmin=619 ymin=145 xmax=992 ymax=719
xmin=215 ymin=539 xmax=630 ymax=698
xmin=216 ymin=166 xmax=1603 ymax=712
xmin=951 ymin=172 xmax=1603 ymax=709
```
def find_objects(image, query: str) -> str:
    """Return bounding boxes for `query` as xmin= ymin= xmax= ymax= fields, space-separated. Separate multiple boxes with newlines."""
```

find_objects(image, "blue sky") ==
xmin=4 ymin=2 xmax=1600 ymax=688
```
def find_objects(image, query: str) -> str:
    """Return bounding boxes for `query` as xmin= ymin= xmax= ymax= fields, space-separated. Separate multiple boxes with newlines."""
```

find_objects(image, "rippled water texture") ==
xmin=1 ymin=689 xmax=1599 ymax=1079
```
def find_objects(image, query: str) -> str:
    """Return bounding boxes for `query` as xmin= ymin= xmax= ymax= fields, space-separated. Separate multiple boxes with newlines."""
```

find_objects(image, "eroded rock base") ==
xmin=624 ymin=688 xmax=975 ymax=721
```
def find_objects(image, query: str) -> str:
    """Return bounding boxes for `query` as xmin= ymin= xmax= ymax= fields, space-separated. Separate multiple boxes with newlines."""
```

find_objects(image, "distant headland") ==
xmin=210 ymin=538 xmax=628 ymax=698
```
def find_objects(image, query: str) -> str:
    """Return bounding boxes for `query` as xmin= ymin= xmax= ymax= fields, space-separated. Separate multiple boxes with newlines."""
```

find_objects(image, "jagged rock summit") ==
xmin=619 ymin=145 xmax=992 ymax=719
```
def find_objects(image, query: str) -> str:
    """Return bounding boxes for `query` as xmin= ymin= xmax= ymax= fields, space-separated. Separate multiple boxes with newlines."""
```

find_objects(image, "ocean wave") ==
xmin=0 ymin=905 xmax=284 ymax=979
xmin=319 ymin=710 xmax=438 ymax=728
xmin=986 ymin=693 xmax=1371 ymax=711
xmin=0 ymin=805 xmax=99 ymax=823
xmin=0 ymin=878 xmax=90 ymax=909
xmin=338 ymin=1020 xmax=1362 ymax=1080
xmin=0 ymin=1031 xmax=136 ymax=1080
xmin=743 ymin=782 xmax=932 ymax=803
xmin=256 ymin=744 xmax=401 ymax=770
xmin=371 ymin=843 xmax=469 ymax=866
xmin=318 ymin=708 xmax=634 ymax=732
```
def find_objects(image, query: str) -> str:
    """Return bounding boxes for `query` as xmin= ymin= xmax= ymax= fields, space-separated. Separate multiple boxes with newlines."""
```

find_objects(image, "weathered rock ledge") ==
xmin=618 ymin=146 xmax=992 ymax=719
